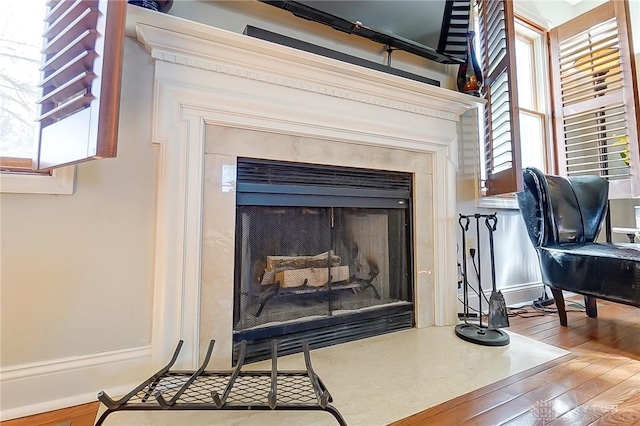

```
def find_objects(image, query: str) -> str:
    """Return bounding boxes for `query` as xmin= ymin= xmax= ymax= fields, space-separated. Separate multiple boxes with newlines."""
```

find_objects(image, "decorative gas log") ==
xmin=266 ymin=251 xmax=341 ymax=270
xmin=261 ymin=251 xmax=344 ymax=286
xmin=275 ymin=266 xmax=350 ymax=288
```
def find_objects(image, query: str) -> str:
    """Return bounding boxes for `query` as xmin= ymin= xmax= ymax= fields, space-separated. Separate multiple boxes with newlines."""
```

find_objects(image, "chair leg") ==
xmin=550 ymin=287 xmax=567 ymax=326
xmin=584 ymin=296 xmax=598 ymax=318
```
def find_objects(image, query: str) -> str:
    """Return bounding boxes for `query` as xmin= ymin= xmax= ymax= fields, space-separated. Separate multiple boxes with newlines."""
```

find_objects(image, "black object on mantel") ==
xmin=128 ymin=0 xmax=173 ymax=13
xmin=455 ymin=213 xmax=510 ymax=347
xmin=95 ymin=339 xmax=347 ymax=426
xmin=244 ymin=26 xmax=441 ymax=87
xmin=456 ymin=31 xmax=483 ymax=96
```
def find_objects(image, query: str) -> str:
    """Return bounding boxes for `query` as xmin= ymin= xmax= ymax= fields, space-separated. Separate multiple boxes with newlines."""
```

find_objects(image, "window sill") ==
xmin=477 ymin=195 xmax=519 ymax=210
xmin=0 ymin=166 xmax=75 ymax=194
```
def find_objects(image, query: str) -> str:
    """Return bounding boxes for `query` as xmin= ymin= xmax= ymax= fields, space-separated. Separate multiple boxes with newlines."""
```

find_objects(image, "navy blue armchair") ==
xmin=516 ymin=167 xmax=640 ymax=326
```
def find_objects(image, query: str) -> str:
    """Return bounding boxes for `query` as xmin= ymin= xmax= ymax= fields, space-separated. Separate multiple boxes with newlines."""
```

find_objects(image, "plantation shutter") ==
xmin=477 ymin=0 xmax=521 ymax=196
xmin=35 ymin=0 xmax=126 ymax=170
xmin=549 ymin=0 xmax=640 ymax=199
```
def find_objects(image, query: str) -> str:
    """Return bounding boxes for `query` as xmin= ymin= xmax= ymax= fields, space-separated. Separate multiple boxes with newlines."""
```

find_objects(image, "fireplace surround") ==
xmin=127 ymin=5 xmax=482 ymax=370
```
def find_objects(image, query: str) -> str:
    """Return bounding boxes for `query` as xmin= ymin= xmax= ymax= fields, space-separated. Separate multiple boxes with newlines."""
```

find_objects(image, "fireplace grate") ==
xmin=95 ymin=339 xmax=347 ymax=425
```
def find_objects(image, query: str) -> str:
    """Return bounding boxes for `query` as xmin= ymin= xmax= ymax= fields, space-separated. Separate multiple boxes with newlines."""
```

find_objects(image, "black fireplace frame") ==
xmin=232 ymin=158 xmax=415 ymax=363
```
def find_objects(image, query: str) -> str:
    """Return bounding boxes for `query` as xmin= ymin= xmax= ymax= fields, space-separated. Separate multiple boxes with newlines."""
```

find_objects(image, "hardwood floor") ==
xmin=391 ymin=298 xmax=640 ymax=426
xmin=1 ymin=402 xmax=100 ymax=426
xmin=5 ymin=299 xmax=640 ymax=426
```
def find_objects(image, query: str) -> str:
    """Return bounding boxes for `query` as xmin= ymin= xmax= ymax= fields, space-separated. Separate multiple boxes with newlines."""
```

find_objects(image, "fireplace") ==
xmin=233 ymin=159 xmax=414 ymax=361
xmin=129 ymin=6 xmax=481 ymax=369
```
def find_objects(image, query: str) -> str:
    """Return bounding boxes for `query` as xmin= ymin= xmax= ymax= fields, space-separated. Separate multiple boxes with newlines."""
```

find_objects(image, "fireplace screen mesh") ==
xmin=233 ymin=205 xmax=410 ymax=331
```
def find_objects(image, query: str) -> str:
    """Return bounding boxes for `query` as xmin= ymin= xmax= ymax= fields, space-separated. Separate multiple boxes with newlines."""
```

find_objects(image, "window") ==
xmin=477 ymin=11 xmax=549 ymax=197
xmin=515 ymin=21 xmax=548 ymax=174
xmin=0 ymin=1 xmax=45 ymax=169
xmin=0 ymin=0 xmax=126 ymax=193
xmin=477 ymin=0 xmax=640 ymax=200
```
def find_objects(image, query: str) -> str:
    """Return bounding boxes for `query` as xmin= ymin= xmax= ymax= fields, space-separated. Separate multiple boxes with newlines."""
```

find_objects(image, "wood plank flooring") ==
xmin=391 ymin=298 xmax=640 ymax=426
xmin=4 ymin=299 xmax=640 ymax=426
xmin=1 ymin=402 xmax=99 ymax=426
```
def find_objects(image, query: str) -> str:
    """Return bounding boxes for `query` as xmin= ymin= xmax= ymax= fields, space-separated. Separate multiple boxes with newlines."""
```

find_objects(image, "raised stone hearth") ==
xmin=127 ymin=5 xmax=482 ymax=369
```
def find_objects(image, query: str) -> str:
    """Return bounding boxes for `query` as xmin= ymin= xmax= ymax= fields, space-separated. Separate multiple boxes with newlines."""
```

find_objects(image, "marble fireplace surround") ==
xmin=128 ymin=7 xmax=482 ymax=369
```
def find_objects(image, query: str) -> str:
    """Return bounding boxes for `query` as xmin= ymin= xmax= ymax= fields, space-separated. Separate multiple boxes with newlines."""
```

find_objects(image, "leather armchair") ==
xmin=516 ymin=167 xmax=640 ymax=326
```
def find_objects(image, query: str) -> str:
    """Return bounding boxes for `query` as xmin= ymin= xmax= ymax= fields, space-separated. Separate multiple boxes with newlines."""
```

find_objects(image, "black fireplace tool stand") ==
xmin=455 ymin=213 xmax=510 ymax=347
xmin=95 ymin=339 xmax=347 ymax=425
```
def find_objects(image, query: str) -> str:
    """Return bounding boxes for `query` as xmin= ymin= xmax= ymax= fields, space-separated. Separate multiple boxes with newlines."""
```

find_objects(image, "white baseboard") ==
xmin=500 ymin=281 xmax=548 ymax=307
xmin=0 ymin=345 xmax=152 ymax=421
xmin=458 ymin=281 xmax=546 ymax=313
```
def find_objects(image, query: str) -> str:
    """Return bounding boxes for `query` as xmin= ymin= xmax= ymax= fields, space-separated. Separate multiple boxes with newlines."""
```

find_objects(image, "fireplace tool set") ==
xmin=455 ymin=213 xmax=510 ymax=346
xmin=95 ymin=339 xmax=346 ymax=425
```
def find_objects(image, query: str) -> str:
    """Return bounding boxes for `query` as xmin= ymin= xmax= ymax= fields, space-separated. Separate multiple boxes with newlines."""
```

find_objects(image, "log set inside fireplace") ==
xmin=232 ymin=159 xmax=415 ymax=363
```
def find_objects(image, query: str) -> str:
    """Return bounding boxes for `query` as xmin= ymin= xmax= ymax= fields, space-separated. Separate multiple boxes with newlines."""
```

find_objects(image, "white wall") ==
xmin=1 ymin=38 xmax=157 ymax=364
xmin=0 ymin=38 xmax=159 ymax=418
xmin=456 ymin=108 xmax=545 ymax=307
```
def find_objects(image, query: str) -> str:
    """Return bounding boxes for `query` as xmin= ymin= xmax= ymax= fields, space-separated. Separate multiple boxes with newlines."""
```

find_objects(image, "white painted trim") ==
xmin=459 ymin=281 xmax=545 ymax=312
xmin=0 ymin=346 xmax=152 ymax=421
xmin=476 ymin=196 xmax=520 ymax=210
xmin=0 ymin=166 xmax=75 ymax=194
xmin=513 ymin=3 xmax=553 ymax=30
xmin=500 ymin=281 xmax=547 ymax=307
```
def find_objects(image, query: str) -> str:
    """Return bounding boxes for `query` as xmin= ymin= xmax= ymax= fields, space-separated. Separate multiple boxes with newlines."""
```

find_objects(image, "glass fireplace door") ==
xmin=233 ymin=205 xmax=410 ymax=331
xmin=234 ymin=205 xmax=333 ymax=329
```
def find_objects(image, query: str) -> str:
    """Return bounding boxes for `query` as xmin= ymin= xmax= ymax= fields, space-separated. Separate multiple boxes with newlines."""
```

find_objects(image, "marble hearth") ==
xmin=127 ymin=6 xmax=482 ymax=369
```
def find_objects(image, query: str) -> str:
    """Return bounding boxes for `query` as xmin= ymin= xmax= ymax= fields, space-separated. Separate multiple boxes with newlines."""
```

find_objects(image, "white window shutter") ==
xmin=35 ymin=0 xmax=126 ymax=170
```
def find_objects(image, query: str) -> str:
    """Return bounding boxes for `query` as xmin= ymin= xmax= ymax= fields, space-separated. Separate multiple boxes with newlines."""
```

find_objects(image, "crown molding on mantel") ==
xmin=125 ymin=4 xmax=484 ymax=122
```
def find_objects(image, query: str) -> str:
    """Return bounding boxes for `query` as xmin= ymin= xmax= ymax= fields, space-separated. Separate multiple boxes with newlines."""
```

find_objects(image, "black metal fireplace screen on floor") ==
xmin=233 ymin=159 xmax=414 ymax=363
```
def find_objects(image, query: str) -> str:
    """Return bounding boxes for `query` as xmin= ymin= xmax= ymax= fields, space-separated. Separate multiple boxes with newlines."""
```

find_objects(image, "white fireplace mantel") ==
xmin=126 ymin=5 xmax=483 ymax=369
